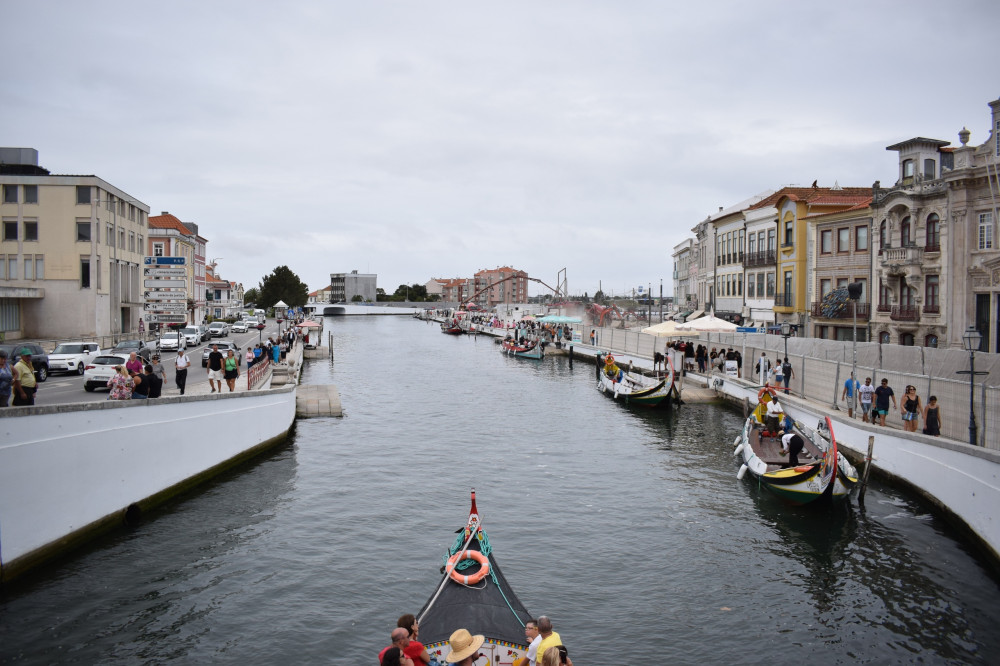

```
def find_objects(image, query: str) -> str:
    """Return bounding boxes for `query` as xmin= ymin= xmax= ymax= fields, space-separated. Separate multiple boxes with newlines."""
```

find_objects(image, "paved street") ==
xmin=34 ymin=320 xmax=289 ymax=406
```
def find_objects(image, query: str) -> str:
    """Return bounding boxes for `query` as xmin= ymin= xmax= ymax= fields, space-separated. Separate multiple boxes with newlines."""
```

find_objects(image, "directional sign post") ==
xmin=144 ymin=291 xmax=187 ymax=301
xmin=144 ymin=278 xmax=187 ymax=288
xmin=143 ymin=302 xmax=187 ymax=313
xmin=144 ymin=256 xmax=187 ymax=266
xmin=736 ymin=327 xmax=765 ymax=334
xmin=144 ymin=314 xmax=188 ymax=324
xmin=143 ymin=267 xmax=187 ymax=278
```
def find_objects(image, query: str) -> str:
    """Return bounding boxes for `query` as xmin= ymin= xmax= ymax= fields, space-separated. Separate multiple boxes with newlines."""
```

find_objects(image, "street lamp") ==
xmin=780 ymin=321 xmax=792 ymax=362
xmin=962 ymin=326 xmax=982 ymax=447
xmin=847 ymin=282 xmax=864 ymax=417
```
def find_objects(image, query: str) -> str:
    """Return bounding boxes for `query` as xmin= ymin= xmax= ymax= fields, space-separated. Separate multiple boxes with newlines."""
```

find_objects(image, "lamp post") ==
xmin=961 ymin=326 xmax=983 ymax=447
xmin=780 ymin=321 xmax=792 ymax=363
xmin=847 ymin=282 xmax=864 ymax=417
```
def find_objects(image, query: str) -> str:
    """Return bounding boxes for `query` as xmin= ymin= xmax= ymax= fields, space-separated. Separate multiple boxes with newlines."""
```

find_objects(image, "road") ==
xmin=35 ymin=321 xmax=287 ymax=406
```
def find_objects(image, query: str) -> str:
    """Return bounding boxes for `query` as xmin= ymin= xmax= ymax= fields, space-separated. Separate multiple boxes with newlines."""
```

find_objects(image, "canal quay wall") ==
xmin=0 ymin=353 xmax=306 ymax=584
xmin=435 ymin=316 xmax=1000 ymax=566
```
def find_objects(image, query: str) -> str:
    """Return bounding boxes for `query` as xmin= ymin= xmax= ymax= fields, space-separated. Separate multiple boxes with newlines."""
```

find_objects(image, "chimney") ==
xmin=161 ymin=211 xmax=169 ymax=215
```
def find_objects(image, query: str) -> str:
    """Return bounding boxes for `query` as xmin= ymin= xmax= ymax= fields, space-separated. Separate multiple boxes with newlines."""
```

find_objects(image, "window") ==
xmin=3 ymin=185 xmax=17 ymax=203
xmin=925 ymin=275 xmax=939 ymax=309
xmin=747 ymin=274 xmax=755 ymax=297
xmin=837 ymin=277 xmax=849 ymax=290
xmin=926 ymin=214 xmax=940 ymax=249
xmin=925 ymin=334 xmax=938 ymax=348
xmin=35 ymin=255 xmax=43 ymax=280
xmin=820 ymin=279 xmax=832 ymax=297
xmin=820 ymin=229 xmax=832 ymax=254
xmin=153 ymin=242 xmax=164 ymax=257
xmin=107 ymin=223 xmax=113 ymax=246
xmin=76 ymin=186 xmax=91 ymax=205
xmin=3 ymin=220 xmax=17 ymax=241
xmin=901 ymin=216 xmax=912 ymax=246
xmin=903 ymin=159 xmax=914 ymax=179
xmin=979 ymin=212 xmax=993 ymax=249
xmin=924 ymin=159 xmax=935 ymax=179
xmin=96 ymin=255 xmax=101 ymax=289
xmin=81 ymin=257 xmax=91 ymax=288
xmin=766 ymin=272 xmax=775 ymax=297
xmin=129 ymin=231 xmax=135 ymax=252
xmin=119 ymin=228 xmax=125 ymax=249
xmin=783 ymin=270 xmax=793 ymax=297
xmin=856 ymin=279 xmax=867 ymax=301
xmin=879 ymin=331 xmax=890 ymax=344
xmin=784 ymin=219 xmax=794 ymax=245
xmin=838 ymin=227 xmax=850 ymax=252
xmin=8 ymin=256 xmax=17 ymax=280
xmin=138 ymin=234 xmax=143 ymax=252
xmin=879 ymin=280 xmax=890 ymax=309
xmin=758 ymin=273 xmax=765 ymax=298
xmin=23 ymin=257 xmax=33 ymax=280
xmin=748 ymin=232 xmax=756 ymax=255
xmin=900 ymin=286 xmax=915 ymax=307
xmin=879 ymin=220 xmax=887 ymax=250
xmin=856 ymin=225 xmax=869 ymax=251
xmin=737 ymin=274 xmax=742 ymax=296
xmin=24 ymin=220 xmax=38 ymax=241
xmin=900 ymin=333 xmax=914 ymax=346
xmin=24 ymin=185 xmax=38 ymax=203
xmin=76 ymin=221 xmax=91 ymax=242
xmin=767 ymin=229 xmax=776 ymax=251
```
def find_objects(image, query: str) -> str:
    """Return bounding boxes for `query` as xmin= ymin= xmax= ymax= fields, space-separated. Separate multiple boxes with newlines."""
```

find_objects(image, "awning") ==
xmin=685 ymin=309 xmax=704 ymax=322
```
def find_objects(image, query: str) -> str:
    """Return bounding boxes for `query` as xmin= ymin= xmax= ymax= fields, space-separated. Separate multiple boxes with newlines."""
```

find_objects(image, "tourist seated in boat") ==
xmin=780 ymin=432 xmax=805 ymax=467
xmin=604 ymin=355 xmax=622 ymax=382
xmin=765 ymin=396 xmax=784 ymax=433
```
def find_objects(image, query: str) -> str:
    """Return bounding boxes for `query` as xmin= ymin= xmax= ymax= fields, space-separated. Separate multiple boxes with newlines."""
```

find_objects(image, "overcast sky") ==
xmin=4 ymin=1 xmax=998 ymax=298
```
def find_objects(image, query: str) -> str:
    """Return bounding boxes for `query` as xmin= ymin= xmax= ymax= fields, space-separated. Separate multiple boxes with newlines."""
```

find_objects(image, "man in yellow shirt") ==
xmin=535 ymin=616 xmax=562 ymax=663
xmin=12 ymin=348 xmax=37 ymax=406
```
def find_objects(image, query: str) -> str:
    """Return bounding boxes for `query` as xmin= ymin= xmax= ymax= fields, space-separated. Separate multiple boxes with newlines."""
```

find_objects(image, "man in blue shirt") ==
xmin=841 ymin=372 xmax=860 ymax=417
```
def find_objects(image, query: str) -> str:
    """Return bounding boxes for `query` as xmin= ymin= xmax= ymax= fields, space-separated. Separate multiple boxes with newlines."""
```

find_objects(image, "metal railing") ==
xmin=773 ymin=292 xmax=794 ymax=308
xmin=811 ymin=301 xmax=870 ymax=320
xmin=890 ymin=305 xmax=920 ymax=321
xmin=744 ymin=249 xmax=777 ymax=267
xmin=247 ymin=357 xmax=271 ymax=390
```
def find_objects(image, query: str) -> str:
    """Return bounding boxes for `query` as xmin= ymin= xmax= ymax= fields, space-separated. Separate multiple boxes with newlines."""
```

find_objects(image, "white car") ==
xmin=244 ymin=317 xmax=259 ymax=329
xmin=231 ymin=320 xmax=248 ymax=333
xmin=83 ymin=354 xmax=127 ymax=391
xmin=158 ymin=333 xmax=186 ymax=351
xmin=49 ymin=342 xmax=101 ymax=375
xmin=180 ymin=326 xmax=201 ymax=346
xmin=208 ymin=322 xmax=229 ymax=337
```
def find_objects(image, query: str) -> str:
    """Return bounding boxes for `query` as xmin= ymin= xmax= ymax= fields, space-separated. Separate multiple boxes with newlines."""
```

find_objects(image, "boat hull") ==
xmin=500 ymin=340 xmax=544 ymax=359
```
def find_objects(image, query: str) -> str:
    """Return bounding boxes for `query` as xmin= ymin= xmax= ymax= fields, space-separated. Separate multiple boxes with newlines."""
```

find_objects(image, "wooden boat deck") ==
xmin=749 ymin=423 xmax=821 ymax=470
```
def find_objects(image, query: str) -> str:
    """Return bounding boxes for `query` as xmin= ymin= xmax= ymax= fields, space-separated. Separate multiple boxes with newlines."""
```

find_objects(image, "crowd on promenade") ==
xmin=377 ymin=614 xmax=573 ymax=666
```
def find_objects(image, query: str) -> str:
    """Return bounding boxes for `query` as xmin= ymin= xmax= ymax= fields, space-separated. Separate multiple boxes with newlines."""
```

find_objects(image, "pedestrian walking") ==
xmin=12 ymin=349 xmax=37 ymax=406
xmin=0 ymin=349 xmax=13 ymax=407
xmin=175 ymin=348 xmax=190 ymax=395
xmin=901 ymin=385 xmax=922 ymax=433
xmin=922 ymin=396 xmax=941 ymax=436
xmin=246 ymin=347 xmax=255 ymax=368
xmin=150 ymin=354 xmax=167 ymax=385
xmin=842 ymin=372 xmax=860 ymax=417
xmin=755 ymin=353 xmax=771 ymax=386
xmin=781 ymin=357 xmax=794 ymax=394
xmin=144 ymin=364 xmax=163 ymax=398
xmin=207 ymin=344 xmax=224 ymax=393
xmin=224 ymin=349 xmax=240 ymax=392
xmin=874 ymin=378 xmax=896 ymax=427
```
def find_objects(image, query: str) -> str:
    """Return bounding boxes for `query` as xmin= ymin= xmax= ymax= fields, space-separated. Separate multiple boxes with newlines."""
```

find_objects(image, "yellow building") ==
xmin=0 ymin=148 xmax=149 ymax=339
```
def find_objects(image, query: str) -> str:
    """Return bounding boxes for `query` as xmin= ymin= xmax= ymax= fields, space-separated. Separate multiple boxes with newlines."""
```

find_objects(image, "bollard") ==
xmin=859 ymin=435 xmax=876 ymax=504
xmin=568 ymin=344 xmax=573 ymax=366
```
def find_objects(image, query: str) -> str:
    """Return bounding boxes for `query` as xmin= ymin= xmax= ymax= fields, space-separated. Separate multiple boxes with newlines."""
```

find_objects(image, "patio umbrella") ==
xmin=641 ymin=320 xmax=686 ymax=337
xmin=274 ymin=300 xmax=288 ymax=309
xmin=537 ymin=315 xmax=583 ymax=324
xmin=675 ymin=314 xmax=739 ymax=332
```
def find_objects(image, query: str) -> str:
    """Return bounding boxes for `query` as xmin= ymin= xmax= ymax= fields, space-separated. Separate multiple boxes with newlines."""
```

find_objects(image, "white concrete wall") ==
xmin=0 ymin=387 xmax=296 ymax=570
xmin=710 ymin=375 xmax=1000 ymax=561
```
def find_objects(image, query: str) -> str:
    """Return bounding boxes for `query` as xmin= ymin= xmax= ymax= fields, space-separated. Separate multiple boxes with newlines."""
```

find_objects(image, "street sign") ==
xmin=144 ymin=256 xmax=186 ymax=266
xmin=144 ymin=278 xmax=186 ymax=288
xmin=143 ymin=302 xmax=187 ymax=313
xmin=737 ymin=327 xmax=765 ymax=334
xmin=144 ymin=314 xmax=187 ymax=324
xmin=143 ymin=267 xmax=187 ymax=277
xmin=144 ymin=291 xmax=186 ymax=301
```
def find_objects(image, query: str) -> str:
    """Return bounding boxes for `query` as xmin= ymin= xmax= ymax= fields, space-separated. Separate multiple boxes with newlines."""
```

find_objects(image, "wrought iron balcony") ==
xmin=890 ymin=305 xmax=920 ymax=321
xmin=811 ymin=301 xmax=870 ymax=320
xmin=923 ymin=304 xmax=940 ymax=314
xmin=876 ymin=302 xmax=891 ymax=313
xmin=925 ymin=243 xmax=940 ymax=253
xmin=744 ymin=249 xmax=777 ymax=267
xmin=773 ymin=292 xmax=794 ymax=308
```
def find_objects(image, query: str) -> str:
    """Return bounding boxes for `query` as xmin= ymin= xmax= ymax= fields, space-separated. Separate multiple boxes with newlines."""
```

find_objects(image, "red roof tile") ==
xmin=148 ymin=213 xmax=193 ymax=235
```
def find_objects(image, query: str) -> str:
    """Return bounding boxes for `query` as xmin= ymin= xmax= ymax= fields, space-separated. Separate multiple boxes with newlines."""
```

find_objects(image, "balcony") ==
xmin=773 ymin=292 xmax=794 ymax=308
xmin=890 ymin=305 xmax=920 ymax=321
xmin=880 ymin=246 xmax=924 ymax=267
xmin=744 ymin=249 xmax=777 ymax=267
xmin=877 ymin=302 xmax=891 ymax=313
xmin=923 ymin=304 xmax=940 ymax=314
xmin=925 ymin=243 xmax=940 ymax=253
xmin=811 ymin=301 xmax=870 ymax=320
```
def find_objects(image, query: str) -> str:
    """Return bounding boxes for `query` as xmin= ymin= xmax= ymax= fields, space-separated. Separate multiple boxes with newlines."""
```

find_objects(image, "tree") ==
xmin=392 ymin=283 xmax=428 ymax=301
xmin=244 ymin=287 xmax=260 ymax=306
xmin=257 ymin=266 xmax=309 ymax=308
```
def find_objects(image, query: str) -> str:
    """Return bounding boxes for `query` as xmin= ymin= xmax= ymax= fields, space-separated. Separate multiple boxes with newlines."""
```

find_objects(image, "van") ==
xmin=245 ymin=317 xmax=259 ymax=328
xmin=254 ymin=309 xmax=265 ymax=317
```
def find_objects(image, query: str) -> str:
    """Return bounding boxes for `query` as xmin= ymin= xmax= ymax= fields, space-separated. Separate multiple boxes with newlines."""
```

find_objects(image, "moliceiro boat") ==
xmin=735 ymin=387 xmax=858 ymax=504
xmin=595 ymin=353 xmax=675 ymax=407
xmin=500 ymin=336 xmax=544 ymax=359
xmin=417 ymin=490 xmax=531 ymax=665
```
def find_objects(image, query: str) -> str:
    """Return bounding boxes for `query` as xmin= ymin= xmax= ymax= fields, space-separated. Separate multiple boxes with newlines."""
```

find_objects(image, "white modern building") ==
xmin=330 ymin=270 xmax=377 ymax=303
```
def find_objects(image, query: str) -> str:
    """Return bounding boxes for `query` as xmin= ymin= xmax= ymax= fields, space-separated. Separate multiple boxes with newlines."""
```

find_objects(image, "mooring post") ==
xmin=859 ymin=435 xmax=876 ymax=503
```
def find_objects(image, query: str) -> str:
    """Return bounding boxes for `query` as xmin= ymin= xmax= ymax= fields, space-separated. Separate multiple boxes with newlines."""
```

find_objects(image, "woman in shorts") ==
xmin=224 ymin=349 xmax=240 ymax=392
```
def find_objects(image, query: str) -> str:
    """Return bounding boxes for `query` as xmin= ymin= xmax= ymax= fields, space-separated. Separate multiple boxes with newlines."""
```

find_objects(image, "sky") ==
xmin=4 ymin=1 xmax=999 ymax=298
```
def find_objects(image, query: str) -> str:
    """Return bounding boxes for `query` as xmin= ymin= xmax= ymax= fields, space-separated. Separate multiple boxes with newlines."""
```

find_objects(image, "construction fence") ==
xmin=575 ymin=324 xmax=1000 ymax=451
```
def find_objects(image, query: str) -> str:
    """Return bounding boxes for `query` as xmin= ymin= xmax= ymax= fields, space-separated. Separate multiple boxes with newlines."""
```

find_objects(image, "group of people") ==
xmin=378 ymin=615 xmax=573 ymax=666
xmin=0 ymin=348 xmax=38 ymax=406
xmin=106 ymin=357 xmax=164 ymax=400
xmin=841 ymin=374 xmax=941 ymax=436
xmin=753 ymin=352 xmax=794 ymax=393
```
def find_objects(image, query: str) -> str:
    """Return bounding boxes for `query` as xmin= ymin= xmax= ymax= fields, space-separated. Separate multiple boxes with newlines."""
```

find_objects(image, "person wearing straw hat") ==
xmin=444 ymin=628 xmax=485 ymax=664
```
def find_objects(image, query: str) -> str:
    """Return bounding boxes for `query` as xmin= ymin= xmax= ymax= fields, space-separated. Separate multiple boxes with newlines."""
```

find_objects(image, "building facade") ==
xmin=472 ymin=267 xmax=529 ymax=308
xmin=148 ymin=213 xmax=198 ymax=326
xmin=871 ymin=96 xmax=1000 ymax=351
xmin=809 ymin=203 xmax=873 ymax=341
xmin=743 ymin=205 xmax=778 ymax=327
xmin=671 ymin=239 xmax=693 ymax=309
xmin=330 ymin=270 xmax=377 ymax=303
xmin=0 ymin=148 xmax=149 ymax=339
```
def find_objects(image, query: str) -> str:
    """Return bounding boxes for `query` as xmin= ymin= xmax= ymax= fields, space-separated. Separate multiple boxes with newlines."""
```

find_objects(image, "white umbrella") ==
xmin=274 ymin=300 xmax=288 ymax=308
xmin=641 ymin=320 xmax=686 ymax=337
xmin=675 ymin=314 xmax=739 ymax=332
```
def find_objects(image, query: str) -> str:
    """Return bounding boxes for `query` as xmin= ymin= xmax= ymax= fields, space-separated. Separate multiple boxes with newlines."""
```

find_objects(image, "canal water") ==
xmin=1 ymin=315 xmax=998 ymax=664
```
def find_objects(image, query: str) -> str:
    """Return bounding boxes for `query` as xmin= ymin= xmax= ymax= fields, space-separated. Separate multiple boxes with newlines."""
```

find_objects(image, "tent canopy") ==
xmin=676 ymin=314 xmax=739 ymax=332
xmin=641 ymin=320 xmax=686 ymax=337
xmin=537 ymin=315 xmax=582 ymax=324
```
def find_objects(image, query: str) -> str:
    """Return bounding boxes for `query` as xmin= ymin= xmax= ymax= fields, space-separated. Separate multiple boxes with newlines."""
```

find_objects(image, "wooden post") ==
xmin=858 ymin=435 xmax=876 ymax=503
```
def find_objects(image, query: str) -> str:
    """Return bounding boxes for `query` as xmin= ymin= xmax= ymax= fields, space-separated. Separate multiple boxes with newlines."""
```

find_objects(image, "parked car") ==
xmin=83 ymin=354 xmax=126 ymax=392
xmin=197 ymin=324 xmax=211 ymax=341
xmin=48 ymin=342 xmax=101 ymax=375
xmin=208 ymin=322 xmax=229 ymax=337
xmin=0 ymin=343 xmax=50 ymax=382
xmin=202 ymin=341 xmax=241 ymax=367
xmin=244 ymin=317 xmax=259 ymax=329
xmin=111 ymin=339 xmax=152 ymax=361
xmin=158 ymin=332 xmax=186 ymax=351
xmin=179 ymin=326 xmax=201 ymax=346
xmin=231 ymin=320 xmax=248 ymax=334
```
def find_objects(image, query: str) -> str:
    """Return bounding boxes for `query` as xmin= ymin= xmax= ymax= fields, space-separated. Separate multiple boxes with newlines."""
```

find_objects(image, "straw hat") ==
xmin=445 ymin=628 xmax=485 ymax=663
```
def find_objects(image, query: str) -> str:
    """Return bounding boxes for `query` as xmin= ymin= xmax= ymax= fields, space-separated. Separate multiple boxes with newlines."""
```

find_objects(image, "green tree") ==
xmin=375 ymin=288 xmax=387 ymax=302
xmin=392 ymin=283 xmax=428 ymax=301
xmin=593 ymin=290 xmax=605 ymax=304
xmin=244 ymin=287 xmax=260 ymax=306
xmin=351 ymin=294 xmax=364 ymax=302
xmin=257 ymin=266 xmax=309 ymax=308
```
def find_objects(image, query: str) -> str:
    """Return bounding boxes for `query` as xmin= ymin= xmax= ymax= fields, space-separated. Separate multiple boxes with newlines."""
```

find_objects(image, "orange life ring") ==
xmin=447 ymin=550 xmax=490 ymax=585
xmin=757 ymin=386 xmax=775 ymax=402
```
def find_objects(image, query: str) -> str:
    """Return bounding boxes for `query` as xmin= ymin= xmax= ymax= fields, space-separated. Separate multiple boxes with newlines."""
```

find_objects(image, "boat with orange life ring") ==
xmin=416 ymin=490 xmax=532 ymax=664
xmin=735 ymin=412 xmax=858 ymax=505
